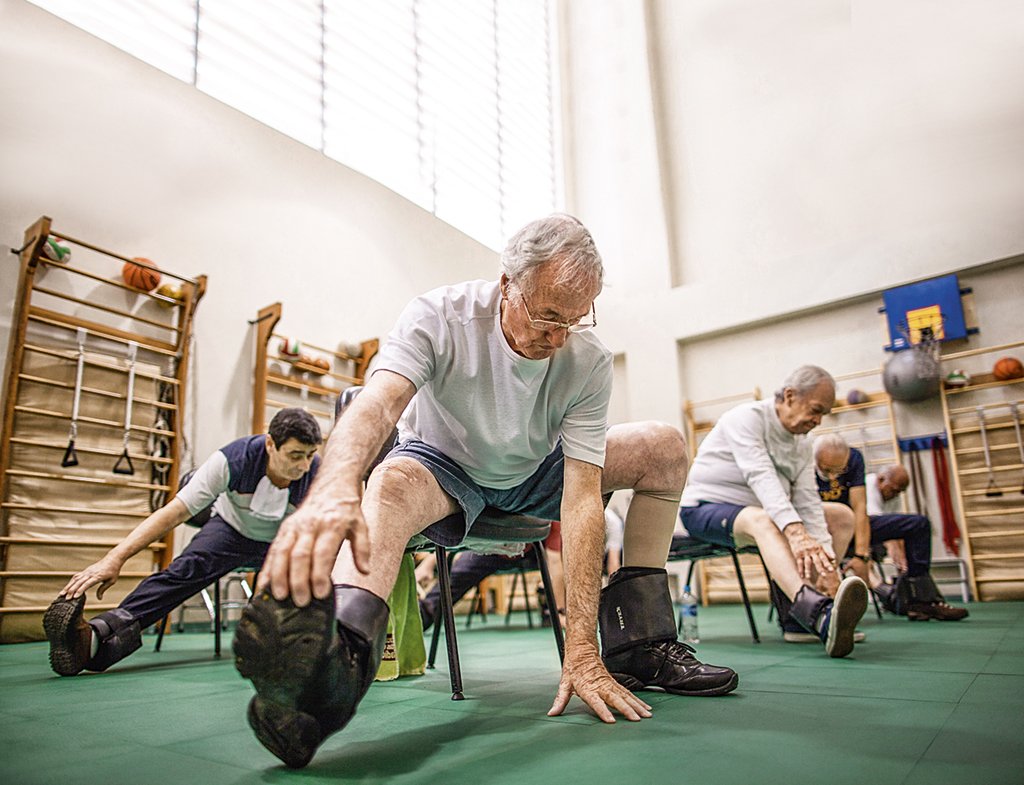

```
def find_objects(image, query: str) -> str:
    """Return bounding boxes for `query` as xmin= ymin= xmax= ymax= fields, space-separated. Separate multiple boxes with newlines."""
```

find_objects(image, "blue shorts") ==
xmin=385 ymin=440 xmax=567 ymax=547
xmin=679 ymin=502 xmax=746 ymax=548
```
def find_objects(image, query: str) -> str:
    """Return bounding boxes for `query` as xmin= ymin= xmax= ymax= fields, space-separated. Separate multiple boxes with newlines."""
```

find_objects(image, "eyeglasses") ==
xmin=514 ymin=287 xmax=597 ymax=333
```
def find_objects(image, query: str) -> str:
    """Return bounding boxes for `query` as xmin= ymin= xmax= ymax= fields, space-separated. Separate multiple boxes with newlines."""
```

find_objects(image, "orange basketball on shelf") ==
xmin=993 ymin=356 xmax=1024 ymax=381
xmin=122 ymin=258 xmax=161 ymax=291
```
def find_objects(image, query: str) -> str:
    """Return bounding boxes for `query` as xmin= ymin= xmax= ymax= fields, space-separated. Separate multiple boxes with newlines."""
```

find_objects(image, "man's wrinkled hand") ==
xmin=256 ymin=497 xmax=369 ymax=606
xmin=844 ymin=556 xmax=871 ymax=585
xmin=60 ymin=556 xmax=123 ymax=600
xmin=815 ymin=569 xmax=840 ymax=597
xmin=784 ymin=524 xmax=835 ymax=582
xmin=547 ymin=643 xmax=652 ymax=724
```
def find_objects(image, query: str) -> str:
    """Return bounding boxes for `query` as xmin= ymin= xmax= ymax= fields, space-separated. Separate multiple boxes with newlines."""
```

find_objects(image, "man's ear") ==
xmin=265 ymin=433 xmax=275 ymax=453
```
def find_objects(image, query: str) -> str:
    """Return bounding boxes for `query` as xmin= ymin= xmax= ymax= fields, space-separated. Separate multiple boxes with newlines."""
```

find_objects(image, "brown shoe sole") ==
xmin=233 ymin=592 xmax=335 ymax=767
xmin=43 ymin=595 xmax=91 ymax=676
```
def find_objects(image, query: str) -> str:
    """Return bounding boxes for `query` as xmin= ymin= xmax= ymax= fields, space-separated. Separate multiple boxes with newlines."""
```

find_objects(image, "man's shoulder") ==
xmin=417 ymin=279 xmax=498 ymax=317
xmin=219 ymin=434 xmax=266 ymax=461
xmin=719 ymin=398 xmax=769 ymax=427
xmin=561 ymin=328 xmax=612 ymax=366
xmin=219 ymin=435 xmax=269 ymax=490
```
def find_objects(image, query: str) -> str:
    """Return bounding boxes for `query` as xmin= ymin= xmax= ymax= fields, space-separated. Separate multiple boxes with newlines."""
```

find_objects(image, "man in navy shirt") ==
xmin=814 ymin=434 xmax=967 ymax=621
xmin=44 ymin=407 xmax=322 ymax=676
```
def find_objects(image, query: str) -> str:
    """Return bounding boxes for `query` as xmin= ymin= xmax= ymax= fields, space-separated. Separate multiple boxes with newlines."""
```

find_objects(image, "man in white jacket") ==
xmin=679 ymin=365 xmax=868 ymax=658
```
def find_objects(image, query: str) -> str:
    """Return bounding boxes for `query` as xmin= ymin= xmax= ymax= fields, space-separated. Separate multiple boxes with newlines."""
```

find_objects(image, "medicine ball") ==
xmin=882 ymin=349 xmax=940 ymax=402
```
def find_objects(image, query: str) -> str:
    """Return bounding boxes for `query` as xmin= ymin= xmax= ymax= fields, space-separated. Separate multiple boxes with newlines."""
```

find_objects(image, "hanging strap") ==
xmin=908 ymin=449 xmax=925 ymax=515
xmin=1009 ymin=403 xmax=1024 ymax=493
xmin=931 ymin=436 xmax=961 ymax=557
xmin=61 ymin=328 xmax=88 ymax=468
xmin=113 ymin=342 xmax=138 ymax=475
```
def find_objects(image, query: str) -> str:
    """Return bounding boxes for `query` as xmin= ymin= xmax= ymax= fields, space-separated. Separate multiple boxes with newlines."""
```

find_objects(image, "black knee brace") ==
xmin=788 ymin=585 xmax=831 ymax=638
xmin=598 ymin=567 xmax=676 ymax=657
xmin=306 ymin=585 xmax=389 ymax=738
xmin=894 ymin=573 xmax=943 ymax=615
xmin=87 ymin=609 xmax=142 ymax=671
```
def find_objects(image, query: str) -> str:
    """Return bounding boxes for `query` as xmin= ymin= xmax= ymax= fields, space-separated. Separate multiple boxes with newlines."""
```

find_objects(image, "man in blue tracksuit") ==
xmin=44 ymin=407 xmax=322 ymax=675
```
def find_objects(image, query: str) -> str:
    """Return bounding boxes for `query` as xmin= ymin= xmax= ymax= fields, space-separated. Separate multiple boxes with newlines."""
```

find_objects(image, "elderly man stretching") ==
xmin=815 ymin=435 xmax=967 ymax=622
xmin=679 ymin=366 xmax=868 ymax=658
xmin=233 ymin=214 xmax=737 ymax=769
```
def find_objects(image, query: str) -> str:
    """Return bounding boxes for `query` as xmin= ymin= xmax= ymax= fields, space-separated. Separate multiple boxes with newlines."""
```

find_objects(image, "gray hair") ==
xmin=500 ymin=213 xmax=604 ymax=295
xmin=774 ymin=365 xmax=836 ymax=402
xmin=814 ymin=433 xmax=850 ymax=459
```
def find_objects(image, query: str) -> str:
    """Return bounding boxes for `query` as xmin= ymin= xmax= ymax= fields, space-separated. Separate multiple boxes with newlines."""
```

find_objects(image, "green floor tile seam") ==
xmin=898 ymin=674 xmax=984 ymax=785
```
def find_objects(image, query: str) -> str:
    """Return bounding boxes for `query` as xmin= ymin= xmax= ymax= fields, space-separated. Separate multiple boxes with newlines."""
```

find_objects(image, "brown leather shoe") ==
xmin=43 ymin=595 xmax=93 ymax=676
xmin=906 ymin=601 xmax=969 ymax=621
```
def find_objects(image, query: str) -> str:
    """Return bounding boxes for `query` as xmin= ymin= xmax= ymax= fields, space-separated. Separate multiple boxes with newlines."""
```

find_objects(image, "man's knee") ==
xmin=368 ymin=457 xmax=442 ymax=511
xmin=734 ymin=508 xmax=776 ymax=544
xmin=621 ymin=421 xmax=689 ymax=485
xmin=909 ymin=514 xmax=931 ymax=534
xmin=823 ymin=502 xmax=854 ymax=535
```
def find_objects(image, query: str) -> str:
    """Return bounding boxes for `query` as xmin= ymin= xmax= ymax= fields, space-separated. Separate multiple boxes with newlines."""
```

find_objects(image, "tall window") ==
xmin=29 ymin=0 xmax=560 ymax=249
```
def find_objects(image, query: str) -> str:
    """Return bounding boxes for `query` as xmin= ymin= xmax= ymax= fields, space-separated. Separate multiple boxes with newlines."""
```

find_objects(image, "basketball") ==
xmin=123 ymin=258 xmax=161 ymax=291
xmin=993 ymin=356 xmax=1024 ymax=381
xmin=845 ymin=389 xmax=868 ymax=405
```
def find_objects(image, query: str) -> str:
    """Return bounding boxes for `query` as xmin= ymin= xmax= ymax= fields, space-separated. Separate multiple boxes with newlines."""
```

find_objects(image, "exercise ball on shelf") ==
xmin=882 ymin=349 xmax=941 ymax=402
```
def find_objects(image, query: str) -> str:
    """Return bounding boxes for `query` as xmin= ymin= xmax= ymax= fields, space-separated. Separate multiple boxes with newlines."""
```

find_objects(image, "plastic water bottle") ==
xmin=680 ymin=584 xmax=700 ymax=644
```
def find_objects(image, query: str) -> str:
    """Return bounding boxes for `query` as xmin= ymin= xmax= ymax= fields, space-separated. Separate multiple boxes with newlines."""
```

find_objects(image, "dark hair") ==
xmin=268 ymin=407 xmax=321 ymax=448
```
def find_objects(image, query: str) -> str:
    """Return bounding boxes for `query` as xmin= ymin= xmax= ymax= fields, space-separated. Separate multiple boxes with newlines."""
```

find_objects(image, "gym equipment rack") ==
xmin=938 ymin=340 xmax=1024 ymax=601
xmin=0 ymin=216 xmax=206 ymax=641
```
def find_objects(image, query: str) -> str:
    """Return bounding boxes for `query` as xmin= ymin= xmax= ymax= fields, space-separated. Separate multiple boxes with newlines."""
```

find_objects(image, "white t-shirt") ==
xmin=176 ymin=451 xmax=291 ymax=542
xmin=373 ymin=279 xmax=612 ymax=489
xmin=865 ymin=473 xmax=897 ymax=517
xmin=680 ymin=398 xmax=830 ymax=547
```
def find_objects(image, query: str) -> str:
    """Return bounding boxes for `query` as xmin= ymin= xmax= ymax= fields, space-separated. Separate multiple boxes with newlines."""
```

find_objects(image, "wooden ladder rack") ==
xmin=938 ymin=339 xmax=1024 ymax=601
xmin=251 ymin=302 xmax=378 ymax=437
xmin=0 ymin=216 xmax=206 ymax=641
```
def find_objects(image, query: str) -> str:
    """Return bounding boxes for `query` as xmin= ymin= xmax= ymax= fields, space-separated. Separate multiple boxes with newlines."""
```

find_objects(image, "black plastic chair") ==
xmin=336 ymin=386 xmax=565 ymax=700
xmin=667 ymin=535 xmax=763 ymax=644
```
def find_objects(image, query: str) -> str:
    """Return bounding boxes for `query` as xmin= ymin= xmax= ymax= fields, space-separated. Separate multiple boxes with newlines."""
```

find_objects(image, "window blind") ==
xmin=29 ymin=0 xmax=559 ymax=250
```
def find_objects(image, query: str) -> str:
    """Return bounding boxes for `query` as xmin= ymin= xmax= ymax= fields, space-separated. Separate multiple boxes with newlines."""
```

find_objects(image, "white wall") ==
xmin=0 ymin=0 xmax=498 ymax=467
xmin=560 ymin=0 xmax=1024 ymax=425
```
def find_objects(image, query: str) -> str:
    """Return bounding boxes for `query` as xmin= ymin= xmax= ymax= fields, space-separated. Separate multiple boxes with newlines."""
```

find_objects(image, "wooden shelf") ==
xmin=251 ymin=302 xmax=379 ymax=435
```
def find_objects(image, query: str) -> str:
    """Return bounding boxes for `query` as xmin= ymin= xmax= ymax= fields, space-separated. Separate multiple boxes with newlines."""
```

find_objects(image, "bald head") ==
xmin=878 ymin=464 xmax=910 ymax=501
xmin=814 ymin=434 xmax=850 ymax=478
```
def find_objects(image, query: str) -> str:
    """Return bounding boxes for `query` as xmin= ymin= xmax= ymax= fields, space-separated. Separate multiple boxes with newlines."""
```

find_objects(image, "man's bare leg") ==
xmin=732 ymin=508 xmax=803 ymax=599
xmin=731 ymin=505 xmax=866 ymax=656
xmin=602 ymin=422 xmax=688 ymax=567
xmin=331 ymin=457 xmax=460 ymax=595
xmin=598 ymin=422 xmax=737 ymax=696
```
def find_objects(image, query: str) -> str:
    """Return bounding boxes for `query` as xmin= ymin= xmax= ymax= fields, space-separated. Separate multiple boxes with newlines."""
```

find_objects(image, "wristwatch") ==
xmin=851 ymin=553 xmax=872 ymax=563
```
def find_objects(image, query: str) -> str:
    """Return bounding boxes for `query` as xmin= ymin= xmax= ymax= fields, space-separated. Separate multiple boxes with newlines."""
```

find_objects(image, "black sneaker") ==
xmin=43 ymin=595 xmax=92 ymax=676
xmin=605 ymin=640 xmax=739 ymax=696
xmin=233 ymin=591 xmax=335 ymax=768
